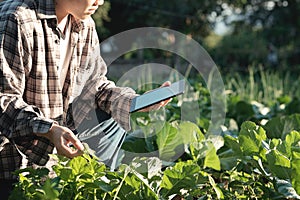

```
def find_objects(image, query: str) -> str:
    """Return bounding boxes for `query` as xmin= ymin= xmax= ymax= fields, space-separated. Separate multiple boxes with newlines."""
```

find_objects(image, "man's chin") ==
xmin=75 ymin=15 xmax=92 ymax=21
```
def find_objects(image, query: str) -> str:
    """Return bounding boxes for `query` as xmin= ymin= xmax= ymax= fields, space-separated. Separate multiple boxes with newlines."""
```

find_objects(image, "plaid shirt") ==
xmin=0 ymin=0 xmax=136 ymax=180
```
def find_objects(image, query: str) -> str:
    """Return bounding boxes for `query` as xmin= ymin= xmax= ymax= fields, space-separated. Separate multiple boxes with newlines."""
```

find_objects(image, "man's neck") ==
xmin=54 ymin=0 xmax=68 ymax=24
xmin=57 ymin=15 xmax=69 ymax=34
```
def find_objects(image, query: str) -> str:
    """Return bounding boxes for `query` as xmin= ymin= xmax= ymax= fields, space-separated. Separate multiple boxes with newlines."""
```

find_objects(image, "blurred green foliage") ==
xmin=93 ymin=0 xmax=300 ymax=72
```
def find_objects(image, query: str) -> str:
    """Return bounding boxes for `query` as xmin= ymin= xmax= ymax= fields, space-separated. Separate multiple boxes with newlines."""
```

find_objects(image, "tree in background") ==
xmin=93 ymin=0 xmax=300 ymax=71
xmin=96 ymin=0 xmax=228 ymax=68
xmin=92 ymin=1 xmax=111 ymax=39
xmin=104 ymin=0 xmax=215 ymax=38
xmin=213 ymin=0 xmax=300 ymax=70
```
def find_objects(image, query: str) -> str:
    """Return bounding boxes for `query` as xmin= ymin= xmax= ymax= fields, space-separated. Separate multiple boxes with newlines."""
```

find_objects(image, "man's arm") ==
xmin=0 ymin=12 xmax=50 ymax=138
xmin=67 ymin=21 xmax=137 ymax=131
xmin=68 ymin=19 xmax=171 ymax=132
xmin=0 ymin=11 xmax=83 ymax=163
xmin=35 ymin=123 xmax=84 ymax=158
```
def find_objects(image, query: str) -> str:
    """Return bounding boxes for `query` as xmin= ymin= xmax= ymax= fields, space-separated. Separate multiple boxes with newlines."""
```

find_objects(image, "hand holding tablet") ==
xmin=130 ymin=79 xmax=185 ymax=113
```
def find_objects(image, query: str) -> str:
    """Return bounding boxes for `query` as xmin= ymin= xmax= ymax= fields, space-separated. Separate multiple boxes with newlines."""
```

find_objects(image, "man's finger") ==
xmin=160 ymin=81 xmax=171 ymax=87
xmin=55 ymin=132 xmax=84 ymax=158
xmin=57 ymin=140 xmax=83 ymax=158
xmin=63 ymin=132 xmax=85 ymax=151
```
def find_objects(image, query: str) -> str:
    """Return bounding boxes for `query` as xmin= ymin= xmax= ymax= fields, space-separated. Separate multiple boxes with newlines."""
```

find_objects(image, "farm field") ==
xmin=10 ymin=67 xmax=300 ymax=200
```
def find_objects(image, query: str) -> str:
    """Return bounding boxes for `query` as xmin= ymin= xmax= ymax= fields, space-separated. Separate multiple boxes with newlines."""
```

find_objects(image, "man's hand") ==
xmin=36 ymin=124 xmax=84 ymax=158
xmin=138 ymin=81 xmax=172 ymax=112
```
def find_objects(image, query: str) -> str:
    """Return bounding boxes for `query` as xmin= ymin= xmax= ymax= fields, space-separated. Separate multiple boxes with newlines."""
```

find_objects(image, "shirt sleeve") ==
xmin=70 ymin=55 xmax=137 ymax=131
xmin=95 ymin=74 xmax=138 ymax=131
xmin=0 ymin=13 xmax=54 ymax=141
xmin=69 ymin=23 xmax=137 ymax=131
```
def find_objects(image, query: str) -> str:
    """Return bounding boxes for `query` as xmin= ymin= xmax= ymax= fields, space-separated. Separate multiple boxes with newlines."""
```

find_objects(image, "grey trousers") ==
xmin=74 ymin=109 xmax=126 ymax=170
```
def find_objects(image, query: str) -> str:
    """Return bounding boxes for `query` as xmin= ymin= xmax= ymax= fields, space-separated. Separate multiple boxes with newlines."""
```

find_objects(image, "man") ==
xmin=0 ymin=0 xmax=170 ymax=198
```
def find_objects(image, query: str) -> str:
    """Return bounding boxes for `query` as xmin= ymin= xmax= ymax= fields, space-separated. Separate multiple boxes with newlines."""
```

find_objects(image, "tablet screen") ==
xmin=130 ymin=79 xmax=185 ymax=113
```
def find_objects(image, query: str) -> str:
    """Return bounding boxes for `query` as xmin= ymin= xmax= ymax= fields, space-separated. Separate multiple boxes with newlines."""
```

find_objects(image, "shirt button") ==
xmin=55 ymin=39 xmax=60 ymax=44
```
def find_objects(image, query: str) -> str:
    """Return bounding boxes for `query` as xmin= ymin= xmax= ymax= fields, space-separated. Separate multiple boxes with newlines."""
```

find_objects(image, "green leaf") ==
xmin=264 ymin=114 xmax=300 ymax=139
xmin=160 ymin=161 xmax=201 ymax=197
xmin=239 ymin=135 xmax=260 ymax=154
xmin=286 ymin=130 xmax=300 ymax=147
xmin=59 ymin=168 xmax=73 ymax=181
xmin=40 ymin=179 xmax=59 ymax=200
xmin=208 ymin=175 xmax=224 ymax=199
xmin=178 ymin=121 xmax=205 ymax=144
xmin=131 ymin=157 xmax=162 ymax=179
xmin=266 ymin=149 xmax=291 ymax=179
xmin=291 ymin=152 xmax=300 ymax=195
xmin=203 ymin=143 xmax=221 ymax=171
xmin=270 ymin=138 xmax=281 ymax=149
xmin=239 ymin=121 xmax=266 ymax=155
xmin=129 ymin=168 xmax=159 ymax=199
xmin=115 ymin=166 xmax=158 ymax=200
xmin=267 ymin=149 xmax=290 ymax=168
xmin=156 ymin=122 xmax=184 ymax=161
xmin=68 ymin=156 xmax=89 ymax=175
xmin=224 ymin=134 xmax=242 ymax=155
xmin=207 ymin=135 xmax=224 ymax=151
xmin=82 ymin=180 xmax=113 ymax=192
xmin=219 ymin=152 xmax=239 ymax=170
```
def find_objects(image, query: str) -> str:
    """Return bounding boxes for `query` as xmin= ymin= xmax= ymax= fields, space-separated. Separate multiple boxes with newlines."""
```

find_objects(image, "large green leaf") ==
xmin=238 ymin=121 xmax=267 ymax=155
xmin=239 ymin=135 xmax=260 ymax=154
xmin=286 ymin=130 xmax=300 ymax=148
xmin=68 ymin=156 xmax=89 ymax=175
xmin=203 ymin=142 xmax=221 ymax=171
xmin=264 ymin=154 xmax=290 ymax=183
xmin=291 ymin=142 xmax=300 ymax=194
xmin=219 ymin=152 xmax=240 ymax=170
xmin=178 ymin=121 xmax=205 ymax=144
xmin=59 ymin=168 xmax=73 ymax=181
xmin=291 ymin=152 xmax=300 ymax=195
xmin=189 ymin=141 xmax=221 ymax=170
xmin=38 ymin=179 xmax=59 ymax=200
xmin=160 ymin=161 xmax=201 ymax=197
xmin=266 ymin=149 xmax=291 ymax=179
xmin=130 ymin=157 xmax=162 ymax=179
xmin=224 ymin=134 xmax=242 ymax=156
xmin=116 ymin=165 xmax=159 ymax=200
xmin=264 ymin=114 xmax=300 ymax=139
xmin=156 ymin=122 xmax=184 ymax=161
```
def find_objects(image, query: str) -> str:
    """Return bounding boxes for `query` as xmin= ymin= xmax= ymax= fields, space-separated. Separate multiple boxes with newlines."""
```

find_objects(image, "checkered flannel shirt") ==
xmin=0 ymin=0 xmax=136 ymax=180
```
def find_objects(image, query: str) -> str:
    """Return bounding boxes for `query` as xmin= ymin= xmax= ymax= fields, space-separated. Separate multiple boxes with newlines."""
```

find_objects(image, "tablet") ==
xmin=130 ymin=79 xmax=185 ymax=113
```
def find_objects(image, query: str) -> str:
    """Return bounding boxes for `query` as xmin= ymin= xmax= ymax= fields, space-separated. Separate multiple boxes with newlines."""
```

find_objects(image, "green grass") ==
xmin=225 ymin=66 xmax=300 ymax=105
